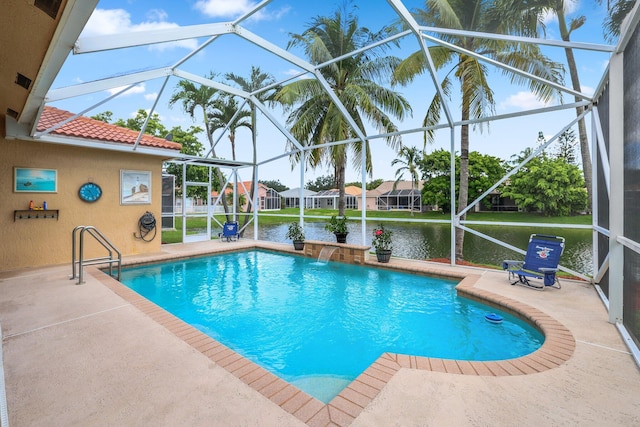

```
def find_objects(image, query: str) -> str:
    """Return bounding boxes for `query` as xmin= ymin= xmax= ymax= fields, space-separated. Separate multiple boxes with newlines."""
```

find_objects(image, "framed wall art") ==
xmin=14 ymin=168 xmax=57 ymax=193
xmin=120 ymin=170 xmax=151 ymax=205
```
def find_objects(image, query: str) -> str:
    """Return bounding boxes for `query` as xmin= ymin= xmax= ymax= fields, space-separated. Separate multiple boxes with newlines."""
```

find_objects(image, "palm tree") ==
xmin=276 ymin=5 xmax=412 ymax=216
xmin=168 ymin=73 xmax=232 ymax=219
xmin=208 ymin=95 xmax=252 ymax=220
xmin=208 ymin=95 xmax=252 ymax=161
xmin=392 ymin=0 xmax=564 ymax=260
xmin=530 ymin=1 xmax=593 ymax=211
xmin=226 ymin=66 xmax=279 ymax=229
xmin=391 ymin=146 xmax=422 ymax=216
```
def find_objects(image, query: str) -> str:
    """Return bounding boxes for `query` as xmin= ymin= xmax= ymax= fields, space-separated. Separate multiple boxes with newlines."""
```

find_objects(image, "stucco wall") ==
xmin=1 ymin=137 xmax=166 ymax=272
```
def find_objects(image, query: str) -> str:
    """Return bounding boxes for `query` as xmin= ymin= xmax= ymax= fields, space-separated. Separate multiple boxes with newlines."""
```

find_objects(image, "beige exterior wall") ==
xmin=359 ymin=195 xmax=378 ymax=211
xmin=1 ymin=137 xmax=167 ymax=272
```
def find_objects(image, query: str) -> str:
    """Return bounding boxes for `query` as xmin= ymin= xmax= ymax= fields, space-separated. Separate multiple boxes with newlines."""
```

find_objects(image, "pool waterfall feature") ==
xmin=301 ymin=240 xmax=371 ymax=265
xmin=317 ymin=245 xmax=338 ymax=263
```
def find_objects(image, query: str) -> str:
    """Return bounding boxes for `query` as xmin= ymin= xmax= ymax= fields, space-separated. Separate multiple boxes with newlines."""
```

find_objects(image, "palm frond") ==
xmin=422 ymin=75 xmax=452 ymax=146
xmin=496 ymin=48 xmax=565 ymax=103
xmin=457 ymin=57 xmax=495 ymax=128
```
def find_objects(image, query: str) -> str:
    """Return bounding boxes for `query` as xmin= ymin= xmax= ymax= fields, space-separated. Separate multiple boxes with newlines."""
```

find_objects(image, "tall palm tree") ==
xmin=391 ymin=146 xmax=422 ymax=216
xmin=531 ymin=1 xmax=593 ymax=211
xmin=168 ymin=73 xmax=232 ymax=219
xmin=208 ymin=95 xmax=252 ymax=221
xmin=392 ymin=0 xmax=564 ymax=260
xmin=226 ymin=66 xmax=279 ymax=228
xmin=208 ymin=95 xmax=252 ymax=161
xmin=276 ymin=5 xmax=412 ymax=216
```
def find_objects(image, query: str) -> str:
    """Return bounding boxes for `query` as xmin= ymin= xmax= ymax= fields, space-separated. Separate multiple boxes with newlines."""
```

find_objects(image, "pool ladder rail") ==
xmin=70 ymin=225 xmax=121 ymax=285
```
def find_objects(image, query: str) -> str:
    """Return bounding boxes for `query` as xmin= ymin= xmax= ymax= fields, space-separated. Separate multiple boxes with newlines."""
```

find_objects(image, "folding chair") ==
xmin=219 ymin=221 xmax=240 ymax=242
xmin=502 ymin=234 xmax=565 ymax=290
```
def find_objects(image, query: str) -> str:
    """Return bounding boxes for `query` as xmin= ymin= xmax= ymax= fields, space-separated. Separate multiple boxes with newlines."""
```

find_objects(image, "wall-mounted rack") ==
xmin=14 ymin=210 xmax=59 ymax=221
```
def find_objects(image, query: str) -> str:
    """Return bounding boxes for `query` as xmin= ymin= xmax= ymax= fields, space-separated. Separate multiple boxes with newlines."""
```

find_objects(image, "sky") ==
xmin=49 ymin=0 xmax=615 ymax=188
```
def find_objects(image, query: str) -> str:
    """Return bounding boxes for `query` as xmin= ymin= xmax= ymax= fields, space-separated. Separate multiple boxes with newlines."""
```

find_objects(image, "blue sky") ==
xmin=50 ymin=0 xmax=614 ymax=188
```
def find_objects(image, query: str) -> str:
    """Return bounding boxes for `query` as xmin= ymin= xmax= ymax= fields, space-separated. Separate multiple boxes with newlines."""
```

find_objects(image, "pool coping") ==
xmin=93 ymin=243 xmax=575 ymax=427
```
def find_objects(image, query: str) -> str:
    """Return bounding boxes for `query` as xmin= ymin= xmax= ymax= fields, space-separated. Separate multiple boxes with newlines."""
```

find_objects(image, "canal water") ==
xmin=257 ymin=221 xmax=593 ymax=276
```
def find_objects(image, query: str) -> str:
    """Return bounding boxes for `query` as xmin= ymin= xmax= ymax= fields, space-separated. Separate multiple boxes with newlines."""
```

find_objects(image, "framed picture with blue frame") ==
xmin=14 ymin=168 xmax=57 ymax=193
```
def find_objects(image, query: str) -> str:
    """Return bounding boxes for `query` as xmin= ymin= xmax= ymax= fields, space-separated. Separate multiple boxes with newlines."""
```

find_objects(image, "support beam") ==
xmin=608 ymin=52 xmax=624 ymax=324
xmin=74 ymin=23 xmax=233 ymax=53
xmin=46 ymin=68 xmax=172 ymax=101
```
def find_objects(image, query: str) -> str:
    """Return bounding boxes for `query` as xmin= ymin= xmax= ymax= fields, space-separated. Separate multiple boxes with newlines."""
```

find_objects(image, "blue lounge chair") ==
xmin=502 ymin=234 xmax=565 ymax=290
xmin=219 ymin=221 xmax=240 ymax=242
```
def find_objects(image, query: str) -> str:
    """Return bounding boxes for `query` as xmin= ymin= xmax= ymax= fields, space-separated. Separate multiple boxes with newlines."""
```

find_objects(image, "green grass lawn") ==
xmin=161 ymin=209 xmax=592 ymax=244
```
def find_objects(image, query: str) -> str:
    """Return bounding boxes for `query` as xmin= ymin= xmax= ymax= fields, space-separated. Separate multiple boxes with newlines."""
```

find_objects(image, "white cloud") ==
xmin=193 ymin=0 xmax=289 ymax=21
xmin=269 ymin=6 xmax=291 ymax=21
xmin=194 ymin=0 xmax=257 ymax=17
xmin=81 ymin=9 xmax=198 ymax=51
xmin=107 ymin=83 xmax=146 ymax=97
xmin=580 ymin=85 xmax=594 ymax=97
xmin=144 ymin=92 xmax=159 ymax=101
xmin=147 ymin=9 xmax=168 ymax=22
xmin=81 ymin=9 xmax=132 ymax=37
xmin=500 ymin=91 xmax=551 ymax=110
xmin=542 ymin=0 xmax=580 ymax=25
xmin=282 ymin=68 xmax=312 ymax=79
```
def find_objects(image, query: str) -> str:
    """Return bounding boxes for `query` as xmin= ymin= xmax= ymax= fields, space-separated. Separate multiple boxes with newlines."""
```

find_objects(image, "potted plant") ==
xmin=325 ymin=215 xmax=349 ymax=243
xmin=285 ymin=222 xmax=305 ymax=250
xmin=372 ymin=224 xmax=393 ymax=262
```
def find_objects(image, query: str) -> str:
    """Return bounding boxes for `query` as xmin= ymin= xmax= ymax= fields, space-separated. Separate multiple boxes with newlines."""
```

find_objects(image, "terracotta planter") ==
xmin=334 ymin=232 xmax=348 ymax=243
xmin=293 ymin=240 xmax=305 ymax=250
xmin=376 ymin=249 xmax=392 ymax=263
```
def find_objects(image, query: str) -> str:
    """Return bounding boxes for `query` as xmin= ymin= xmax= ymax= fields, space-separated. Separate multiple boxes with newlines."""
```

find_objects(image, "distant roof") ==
xmin=279 ymin=188 xmax=317 ymax=197
xmin=37 ymin=107 xmax=182 ymax=152
xmin=372 ymin=180 xmax=424 ymax=195
xmin=379 ymin=189 xmax=421 ymax=196
xmin=313 ymin=188 xmax=360 ymax=197
xmin=344 ymin=185 xmax=362 ymax=196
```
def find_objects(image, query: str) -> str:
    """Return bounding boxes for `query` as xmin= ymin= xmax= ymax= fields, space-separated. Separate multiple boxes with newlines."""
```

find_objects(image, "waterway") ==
xmin=257 ymin=221 xmax=593 ymax=276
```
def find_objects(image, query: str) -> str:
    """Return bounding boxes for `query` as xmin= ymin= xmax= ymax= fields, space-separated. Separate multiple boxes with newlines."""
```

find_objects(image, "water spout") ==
xmin=317 ymin=246 xmax=338 ymax=264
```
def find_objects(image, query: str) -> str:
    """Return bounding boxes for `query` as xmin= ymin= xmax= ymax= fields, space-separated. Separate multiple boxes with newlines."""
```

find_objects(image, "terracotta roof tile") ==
xmin=37 ymin=107 xmax=182 ymax=152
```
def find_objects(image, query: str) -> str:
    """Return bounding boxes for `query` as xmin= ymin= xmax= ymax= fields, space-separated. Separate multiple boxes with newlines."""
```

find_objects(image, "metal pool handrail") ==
xmin=70 ymin=225 xmax=121 ymax=285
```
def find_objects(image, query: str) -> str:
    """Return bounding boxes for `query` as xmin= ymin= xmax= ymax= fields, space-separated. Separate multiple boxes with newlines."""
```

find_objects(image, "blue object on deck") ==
xmin=485 ymin=313 xmax=503 ymax=323
xmin=219 ymin=221 xmax=240 ymax=242
xmin=502 ymin=234 xmax=564 ymax=290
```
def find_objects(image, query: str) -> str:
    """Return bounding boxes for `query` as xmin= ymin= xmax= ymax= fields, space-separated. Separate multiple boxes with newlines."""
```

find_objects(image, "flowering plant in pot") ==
xmin=372 ymin=224 xmax=392 ymax=262
xmin=325 ymin=215 xmax=349 ymax=243
xmin=285 ymin=222 xmax=305 ymax=250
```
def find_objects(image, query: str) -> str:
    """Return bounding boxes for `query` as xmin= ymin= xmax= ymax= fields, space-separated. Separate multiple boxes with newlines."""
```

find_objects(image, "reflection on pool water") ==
xmin=119 ymin=250 xmax=544 ymax=403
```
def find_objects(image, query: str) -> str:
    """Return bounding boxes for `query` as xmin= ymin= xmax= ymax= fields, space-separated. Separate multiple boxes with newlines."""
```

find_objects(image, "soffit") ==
xmin=0 ymin=1 xmax=65 ymax=124
xmin=1 ymin=0 xmax=98 ymax=134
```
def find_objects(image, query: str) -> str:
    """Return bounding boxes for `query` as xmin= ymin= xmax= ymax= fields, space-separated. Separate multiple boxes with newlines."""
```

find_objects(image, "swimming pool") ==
xmin=119 ymin=250 xmax=543 ymax=403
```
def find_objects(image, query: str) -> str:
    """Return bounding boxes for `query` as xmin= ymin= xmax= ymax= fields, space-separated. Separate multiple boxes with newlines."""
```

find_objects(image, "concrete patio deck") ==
xmin=1 ymin=240 xmax=639 ymax=426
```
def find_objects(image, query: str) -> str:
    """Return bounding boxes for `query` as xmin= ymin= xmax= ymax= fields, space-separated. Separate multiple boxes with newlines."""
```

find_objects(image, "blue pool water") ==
xmin=119 ymin=250 xmax=544 ymax=403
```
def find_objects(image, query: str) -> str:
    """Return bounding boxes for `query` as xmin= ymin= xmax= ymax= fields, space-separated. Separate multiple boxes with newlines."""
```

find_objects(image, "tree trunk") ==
xmin=228 ymin=131 xmax=237 ymax=161
xmin=242 ymin=105 xmax=258 ymax=235
xmin=336 ymin=152 xmax=347 ymax=216
xmin=204 ymin=113 xmax=231 ymax=222
xmin=410 ymin=180 xmax=415 ymax=217
xmin=559 ymin=9 xmax=593 ymax=212
xmin=456 ymin=123 xmax=469 ymax=261
xmin=456 ymin=66 xmax=471 ymax=261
